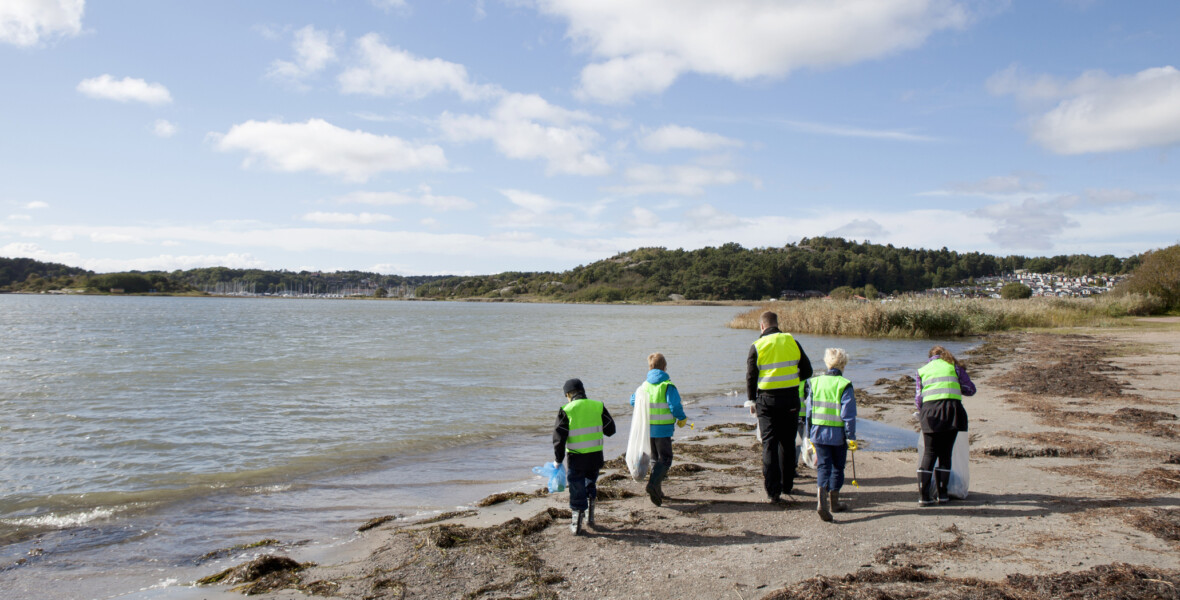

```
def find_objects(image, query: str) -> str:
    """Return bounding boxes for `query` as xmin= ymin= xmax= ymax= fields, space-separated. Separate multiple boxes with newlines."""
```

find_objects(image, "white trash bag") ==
xmin=625 ymin=384 xmax=651 ymax=481
xmin=916 ymin=431 xmax=970 ymax=499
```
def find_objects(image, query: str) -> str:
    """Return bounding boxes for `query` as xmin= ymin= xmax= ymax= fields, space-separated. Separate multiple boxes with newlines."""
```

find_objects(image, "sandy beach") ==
xmin=197 ymin=319 xmax=1180 ymax=599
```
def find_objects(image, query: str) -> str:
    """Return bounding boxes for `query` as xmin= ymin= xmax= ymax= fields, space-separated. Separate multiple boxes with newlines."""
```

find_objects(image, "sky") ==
xmin=1 ymin=0 xmax=1179 ymax=276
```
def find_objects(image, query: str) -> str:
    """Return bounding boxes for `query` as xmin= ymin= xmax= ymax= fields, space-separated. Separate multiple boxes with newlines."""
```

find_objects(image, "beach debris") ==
xmin=427 ymin=507 xmax=571 ymax=549
xmin=874 ymin=524 xmax=966 ymax=568
xmin=702 ymin=422 xmax=756 ymax=432
xmin=668 ymin=463 xmax=708 ymax=476
xmin=759 ymin=563 xmax=1180 ymax=600
xmin=195 ymin=554 xmax=313 ymax=595
xmin=1125 ymin=509 xmax=1180 ymax=543
xmin=476 ymin=492 xmax=535 ymax=507
xmin=357 ymin=515 xmax=399 ymax=532
xmin=414 ymin=509 xmax=479 ymax=525
xmin=197 ymin=539 xmax=282 ymax=562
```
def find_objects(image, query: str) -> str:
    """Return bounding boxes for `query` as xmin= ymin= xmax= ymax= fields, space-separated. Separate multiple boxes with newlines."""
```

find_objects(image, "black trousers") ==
xmin=756 ymin=400 xmax=798 ymax=498
xmin=920 ymin=430 xmax=958 ymax=472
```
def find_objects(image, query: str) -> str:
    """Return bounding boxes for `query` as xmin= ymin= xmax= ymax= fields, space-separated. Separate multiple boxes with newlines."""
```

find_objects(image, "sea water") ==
xmin=0 ymin=295 xmax=973 ymax=599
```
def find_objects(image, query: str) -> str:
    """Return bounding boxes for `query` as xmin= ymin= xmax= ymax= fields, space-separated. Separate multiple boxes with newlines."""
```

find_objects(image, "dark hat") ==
xmin=562 ymin=378 xmax=585 ymax=395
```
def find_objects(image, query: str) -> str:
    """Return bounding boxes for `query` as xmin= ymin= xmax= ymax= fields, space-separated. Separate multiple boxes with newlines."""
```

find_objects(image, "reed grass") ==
xmin=728 ymin=294 xmax=1163 ymax=338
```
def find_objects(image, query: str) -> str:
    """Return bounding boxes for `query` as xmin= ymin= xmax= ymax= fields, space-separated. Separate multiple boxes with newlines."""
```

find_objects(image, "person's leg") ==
xmin=756 ymin=401 xmax=783 ymax=501
xmin=567 ymin=467 xmax=588 ymax=533
xmin=829 ymin=445 xmax=849 ymax=512
xmin=646 ymin=437 xmax=671 ymax=506
xmin=780 ymin=407 xmax=799 ymax=494
xmin=813 ymin=443 xmax=833 ymax=521
xmin=934 ymin=431 xmax=957 ymax=503
xmin=917 ymin=432 xmax=938 ymax=506
xmin=586 ymin=467 xmax=601 ymax=525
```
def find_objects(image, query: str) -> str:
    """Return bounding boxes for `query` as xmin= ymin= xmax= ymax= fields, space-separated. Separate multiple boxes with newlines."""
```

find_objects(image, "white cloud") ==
xmin=212 ymin=118 xmax=448 ymax=182
xmin=623 ymin=206 xmax=660 ymax=230
xmin=8 ymin=214 xmax=32 ymax=221
xmin=77 ymin=75 xmax=172 ymax=105
xmin=0 ymin=0 xmax=84 ymax=47
xmin=780 ymin=120 xmax=939 ymax=142
xmin=607 ymin=163 xmax=751 ymax=196
xmin=370 ymin=0 xmax=408 ymax=12
xmin=638 ymin=125 xmax=743 ymax=152
xmin=501 ymin=189 xmax=560 ymax=213
xmin=825 ymin=218 xmax=888 ymax=240
xmin=1083 ymin=188 xmax=1151 ymax=205
xmin=152 ymin=119 xmax=177 ymax=138
xmin=973 ymin=196 xmax=1079 ymax=250
xmin=90 ymin=232 xmax=146 ymax=244
xmin=922 ymin=174 xmax=1046 ymax=197
xmin=440 ymin=93 xmax=610 ymax=176
xmin=530 ymin=0 xmax=970 ymax=103
xmin=990 ymin=65 xmax=1180 ymax=154
xmin=339 ymin=33 xmax=498 ymax=100
xmin=268 ymin=25 xmax=338 ymax=86
xmin=26 ymin=201 xmax=49 ymax=209
xmin=301 ymin=211 xmax=395 ymax=225
xmin=336 ymin=186 xmax=475 ymax=211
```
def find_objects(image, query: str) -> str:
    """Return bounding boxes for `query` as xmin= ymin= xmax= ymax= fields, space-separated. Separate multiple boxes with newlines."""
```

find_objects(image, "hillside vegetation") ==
xmin=415 ymin=237 xmax=1138 ymax=302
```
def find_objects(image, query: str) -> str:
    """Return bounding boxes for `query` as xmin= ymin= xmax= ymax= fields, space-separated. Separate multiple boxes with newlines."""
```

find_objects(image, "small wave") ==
xmin=139 ymin=578 xmax=179 ymax=592
xmin=2 ymin=506 xmax=121 ymax=529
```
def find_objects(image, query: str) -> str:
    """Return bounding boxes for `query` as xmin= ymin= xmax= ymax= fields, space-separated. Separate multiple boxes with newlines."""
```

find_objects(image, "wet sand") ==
xmin=197 ymin=320 xmax=1180 ymax=599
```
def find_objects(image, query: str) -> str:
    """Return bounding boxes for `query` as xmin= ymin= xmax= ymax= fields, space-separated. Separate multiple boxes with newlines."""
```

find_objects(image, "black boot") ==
xmin=917 ymin=470 xmax=936 ymax=507
xmin=935 ymin=469 xmax=951 ymax=504
xmin=646 ymin=463 xmax=669 ymax=507
xmin=587 ymin=497 xmax=596 ymax=526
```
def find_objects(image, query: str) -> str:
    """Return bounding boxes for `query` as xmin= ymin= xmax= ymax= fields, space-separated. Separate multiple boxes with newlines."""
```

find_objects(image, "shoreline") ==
xmin=191 ymin=320 xmax=1180 ymax=599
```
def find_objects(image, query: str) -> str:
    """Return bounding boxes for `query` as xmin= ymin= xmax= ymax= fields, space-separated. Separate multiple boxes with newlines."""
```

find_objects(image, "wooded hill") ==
xmin=414 ymin=237 xmax=1139 ymax=302
xmin=2 ymin=238 xmax=1140 ymax=300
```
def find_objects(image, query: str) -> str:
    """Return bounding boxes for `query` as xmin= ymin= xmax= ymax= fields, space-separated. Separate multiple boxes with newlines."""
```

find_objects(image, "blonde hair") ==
xmin=824 ymin=348 xmax=848 ymax=370
xmin=928 ymin=345 xmax=959 ymax=367
xmin=648 ymin=352 xmax=667 ymax=371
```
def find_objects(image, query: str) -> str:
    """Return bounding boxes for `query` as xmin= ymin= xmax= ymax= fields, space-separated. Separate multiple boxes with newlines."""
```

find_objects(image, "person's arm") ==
xmin=956 ymin=366 xmax=977 ymax=396
xmin=667 ymin=384 xmax=687 ymax=421
xmin=601 ymin=406 xmax=617 ymax=437
xmin=553 ymin=409 xmax=569 ymax=464
xmin=842 ymin=383 xmax=857 ymax=440
xmin=914 ymin=373 xmax=923 ymax=409
xmin=746 ymin=344 xmax=759 ymax=402
xmin=796 ymin=342 xmax=813 ymax=382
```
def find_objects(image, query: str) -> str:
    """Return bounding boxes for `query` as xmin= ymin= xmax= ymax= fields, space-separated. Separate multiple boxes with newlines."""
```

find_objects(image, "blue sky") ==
xmin=2 ymin=0 xmax=1178 ymax=275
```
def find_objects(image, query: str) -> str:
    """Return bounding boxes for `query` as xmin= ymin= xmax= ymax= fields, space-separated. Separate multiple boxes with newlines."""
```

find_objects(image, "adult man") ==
xmin=553 ymin=378 xmax=617 ymax=534
xmin=747 ymin=311 xmax=813 ymax=503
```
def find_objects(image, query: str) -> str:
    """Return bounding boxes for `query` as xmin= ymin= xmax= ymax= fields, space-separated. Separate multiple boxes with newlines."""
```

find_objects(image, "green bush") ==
xmin=1000 ymin=282 xmax=1033 ymax=299
xmin=1117 ymin=244 xmax=1180 ymax=310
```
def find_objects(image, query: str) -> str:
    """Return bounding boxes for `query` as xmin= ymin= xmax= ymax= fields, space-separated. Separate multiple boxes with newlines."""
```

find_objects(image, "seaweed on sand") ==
xmin=1125 ymin=509 xmax=1180 ymax=543
xmin=196 ymin=554 xmax=315 ymax=595
xmin=760 ymin=563 xmax=1180 ymax=600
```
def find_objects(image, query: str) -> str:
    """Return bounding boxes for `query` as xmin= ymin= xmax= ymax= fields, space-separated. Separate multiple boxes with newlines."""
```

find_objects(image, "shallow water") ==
xmin=0 ymin=295 xmax=972 ymax=599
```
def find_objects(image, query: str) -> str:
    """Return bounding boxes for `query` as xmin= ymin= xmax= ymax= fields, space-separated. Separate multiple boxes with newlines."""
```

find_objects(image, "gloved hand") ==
xmin=676 ymin=419 xmax=687 ymax=428
xmin=847 ymin=440 xmax=858 ymax=451
xmin=553 ymin=461 xmax=561 ymax=468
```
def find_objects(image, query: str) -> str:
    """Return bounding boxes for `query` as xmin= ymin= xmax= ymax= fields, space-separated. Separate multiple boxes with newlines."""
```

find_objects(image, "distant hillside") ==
xmin=0 ymin=257 xmax=92 ymax=290
xmin=414 ymin=237 xmax=1140 ymax=302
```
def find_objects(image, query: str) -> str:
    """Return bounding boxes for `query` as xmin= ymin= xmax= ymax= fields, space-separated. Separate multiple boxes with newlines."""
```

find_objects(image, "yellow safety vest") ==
xmin=918 ymin=359 xmax=962 ymax=404
xmin=753 ymin=332 xmax=801 ymax=390
xmin=562 ymin=398 xmax=605 ymax=453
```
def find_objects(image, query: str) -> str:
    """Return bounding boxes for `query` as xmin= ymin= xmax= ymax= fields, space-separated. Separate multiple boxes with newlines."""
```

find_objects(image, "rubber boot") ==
xmin=816 ymin=486 xmax=832 ymax=521
xmin=587 ymin=497 xmax=596 ymax=526
xmin=830 ymin=489 xmax=849 ymax=513
xmin=646 ymin=463 xmax=668 ymax=507
xmin=935 ymin=469 xmax=951 ymax=504
xmin=570 ymin=510 xmax=583 ymax=535
xmin=917 ymin=470 xmax=936 ymax=507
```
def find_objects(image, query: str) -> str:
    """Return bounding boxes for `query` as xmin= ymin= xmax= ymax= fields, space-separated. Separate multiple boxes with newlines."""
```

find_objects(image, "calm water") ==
xmin=0 ymin=295 xmax=974 ymax=599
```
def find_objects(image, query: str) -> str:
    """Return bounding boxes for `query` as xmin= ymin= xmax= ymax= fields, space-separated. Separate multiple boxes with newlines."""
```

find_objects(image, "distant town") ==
xmin=920 ymin=271 xmax=1128 ymax=300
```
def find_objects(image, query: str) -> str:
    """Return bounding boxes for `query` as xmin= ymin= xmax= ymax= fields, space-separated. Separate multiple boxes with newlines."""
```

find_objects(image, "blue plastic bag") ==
xmin=532 ymin=462 xmax=567 ymax=493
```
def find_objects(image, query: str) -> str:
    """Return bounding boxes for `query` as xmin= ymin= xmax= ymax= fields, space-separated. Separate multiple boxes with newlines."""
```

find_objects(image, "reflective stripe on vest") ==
xmin=642 ymin=380 xmax=675 ymax=426
xmin=809 ymin=375 xmax=849 ymax=428
xmin=562 ymin=398 xmax=605 ymax=453
xmin=753 ymin=332 xmax=801 ymax=390
xmin=918 ymin=359 xmax=962 ymax=404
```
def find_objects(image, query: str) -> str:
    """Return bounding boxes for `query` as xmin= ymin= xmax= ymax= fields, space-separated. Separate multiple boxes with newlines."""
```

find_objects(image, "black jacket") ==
xmin=553 ymin=393 xmax=617 ymax=471
xmin=746 ymin=327 xmax=813 ymax=405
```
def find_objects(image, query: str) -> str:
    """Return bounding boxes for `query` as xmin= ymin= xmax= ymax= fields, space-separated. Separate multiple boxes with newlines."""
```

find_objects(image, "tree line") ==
xmin=0 ymin=237 xmax=1145 ymax=300
xmin=415 ymin=237 xmax=1140 ymax=302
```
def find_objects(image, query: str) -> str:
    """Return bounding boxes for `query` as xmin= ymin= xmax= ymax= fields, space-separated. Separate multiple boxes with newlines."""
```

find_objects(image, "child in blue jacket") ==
xmin=629 ymin=353 xmax=687 ymax=506
xmin=803 ymin=348 xmax=857 ymax=521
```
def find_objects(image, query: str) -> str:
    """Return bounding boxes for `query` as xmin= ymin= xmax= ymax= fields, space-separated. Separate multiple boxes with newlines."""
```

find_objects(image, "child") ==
xmin=553 ymin=378 xmax=616 ymax=534
xmin=803 ymin=348 xmax=857 ymax=521
xmin=915 ymin=345 xmax=975 ymax=505
xmin=629 ymin=353 xmax=687 ymax=506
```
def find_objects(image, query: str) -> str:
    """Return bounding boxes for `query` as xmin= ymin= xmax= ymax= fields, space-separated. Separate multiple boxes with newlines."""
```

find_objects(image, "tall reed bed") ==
xmin=728 ymin=294 xmax=1162 ymax=338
